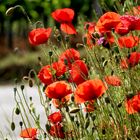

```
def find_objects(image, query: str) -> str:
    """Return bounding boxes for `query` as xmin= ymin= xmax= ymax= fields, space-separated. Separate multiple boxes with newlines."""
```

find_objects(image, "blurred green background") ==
xmin=0 ymin=0 xmax=139 ymax=83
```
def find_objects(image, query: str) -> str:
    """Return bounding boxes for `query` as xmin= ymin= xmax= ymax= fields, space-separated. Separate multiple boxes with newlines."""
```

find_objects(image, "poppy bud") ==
xmin=85 ymin=23 xmax=90 ymax=30
xmin=105 ymin=97 xmax=110 ymax=104
xmin=126 ymin=92 xmax=135 ymax=99
xmin=117 ymin=103 xmax=122 ymax=108
xmin=14 ymin=88 xmax=17 ymax=93
xmin=103 ymin=60 xmax=108 ymax=67
xmin=11 ymin=122 xmax=15 ymax=131
xmin=44 ymin=132 xmax=47 ymax=138
xmin=29 ymin=79 xmax=34 ymax=87
xmin=6 ymin=7 xmax=15 ymax=16
xmin=65 ymin=106 xmax=69 ymax=112
xmin=85 ymin=113 xmax=89 ymax=118
xmin=19 ymin=121 xmax=23 ymax=127
xmin=45 ymin=124 xmax=51 ymax=131
xmin=69 ymin=108 xmax=80 ymax=114
xmin=71 ymin=96 xmax=74 ymax=102
xmin=48 ymin=51 xmax=53 ymax=57
xmin=15 ymin=107 xmax=20 ymax=115
xmin=70 ymin=115 xmax=74 ymax=121
xmin=23 ymin=76 xmax=29 ymax=81
xmin=75 ymin=121 xmax=79 ymax=127
xmin=102 ymin=129 xmax=106 ymax=134
xmin=57 ymin=35 xmax=61 ymax=42
xmin=111 ymin=71 xmax=114 ymax=75
xmin=38 ymin=56 xmax=41 ymax=61
xmin=29 ymin=96 xmax=32 ymax=101
xmin=91 ymin=37 xmax=96 ymax=44
xmin=20 ymin=85 xmax=24 ymax=90
xmin=92 ymin=32 xmax=100 ymax=39
xmin=76 ymin=43 xmax=84 ymax=48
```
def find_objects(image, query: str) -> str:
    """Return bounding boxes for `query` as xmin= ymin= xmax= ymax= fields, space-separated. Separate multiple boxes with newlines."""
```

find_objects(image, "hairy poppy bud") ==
xmin=6 ymin=7 xmax=15 ymax=16
xmin=15 ymin=107 xmax=20 ymax=115
xmin=11 ymin=122 xmax=15 ymax=131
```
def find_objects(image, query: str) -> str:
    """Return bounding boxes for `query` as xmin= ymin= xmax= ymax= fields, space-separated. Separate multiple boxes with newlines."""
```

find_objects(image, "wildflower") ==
xmin=48 ymin=111 xmax=63 ymax=124
xmin=115 ymin=15 xmax=140 ymax=35
xmin=125 ymin=93 xmax=140 ymax=114
xmin=69 ymin=60 xmax=88 ymax=85
xmin=84 ymin=22 xmax=96 ymax=48
xmin=74 ymin=79 xmax=107 ymax=103
xmin=128 ymin=52 xmax=140 ymax=67
xmin=51 ymin=8 xmax=76 ymax=34
xmin=59 ymin=48 xmax=80 ymax=68
xmin=28 ymin=28 xmax=52 ymax=46
xmin=118 ymin=36 xmax=139 ymax=48
xmin=38 ymin=65 xmax=54 ymax=85
xmin=49 ymin=123 xmax=65 ymax=139
xmin=52 ymin=95 xmax=71 ymax=108
xmin=45 ymin=81 xmax=72 ymax=99
xmin=95 ymin=12 xmax=120 ymax=33
xmin=104 ymin=75 xmax=122 ymax=86
xmin=20 ymin=128 xmax=37 ymax=139
xmin=52 ymin=61 xmax=67 ymax=77
xmin=120 ymin=58 xmax=128 ymax=69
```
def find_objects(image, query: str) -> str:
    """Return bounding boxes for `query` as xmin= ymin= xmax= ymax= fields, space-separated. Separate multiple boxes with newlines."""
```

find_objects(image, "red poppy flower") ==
xmin=20 ymin=128 xmax=37 ymax=139
xmin=51 ymin=8 xmax=76 ymax=34
xmin=95 ymin=12 xmax=120 ymax=33
xmin=125 ymin=93 xmax=140 ymax=114
xmin=74 ymin=79 xmax=107 ymax=104
xmin=52 ymin=95 xmax=71 ymax=108
xmin=59 ymin=48 xmax=80 ymax=68
xmin=84 ymin=101 xmax=94 ymax=112
xmin=49 ymin=123 xmax=65 ymax=139
xmin=52 ymin=61 xmax=67 ymax=77
xmin=60 ymin=23 xmax=76 ymax=35
xmin=84 ymin=22 xmax=96 ymax=34
xmin=128 ymin=52 xmax=140 ymax=67
xmin=51 ymin=8 xmax=74 ymax=23
xmin=48 ymin=111 xmax=63 ymax=124
xmin=105 ymin=32 xmax=115 ymax=44
xmin=28 ymin=28 xmax=52 ymax=46
xmin=104 ymin=75 xmax=121 ymax=86
xmin=120 ymin=58 xmax=128 ymax=69
xmin=115 ymin=15 xmax=140 ymax=35
xmin=38 ymin=65 xmax=54 ymax=85
xmin=45 ymin=81 xmax=72 ymax=99
xmin=84 ymin=22 xmax=96 ymax=48
xmin=69 ymin=60 xmax=88 ymax=85
xmin=118 ymin=36 xmax=139 ymax=48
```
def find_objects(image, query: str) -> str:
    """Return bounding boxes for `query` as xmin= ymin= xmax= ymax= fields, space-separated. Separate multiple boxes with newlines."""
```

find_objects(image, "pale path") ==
xmin=0 ymin=84 xmax=48 ymax=140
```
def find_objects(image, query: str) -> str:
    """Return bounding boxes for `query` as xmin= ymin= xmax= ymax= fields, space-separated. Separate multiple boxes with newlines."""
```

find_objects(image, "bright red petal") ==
xmin=20 ymin=128 xmax=37 ymax=138
xmin=60 ymin=23 xmax=76 ymax=34
xmin=51 ymin=8 xmax=74 ymax=23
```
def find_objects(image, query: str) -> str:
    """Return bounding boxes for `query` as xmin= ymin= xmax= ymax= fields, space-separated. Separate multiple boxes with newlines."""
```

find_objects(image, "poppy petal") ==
xmin=60 ymin=23 xmax=77 ymax=34
xmin=20 ymin=128 xmax=37 ymax=138
xmin=51 ymin=8 xmax=74 ymax=23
